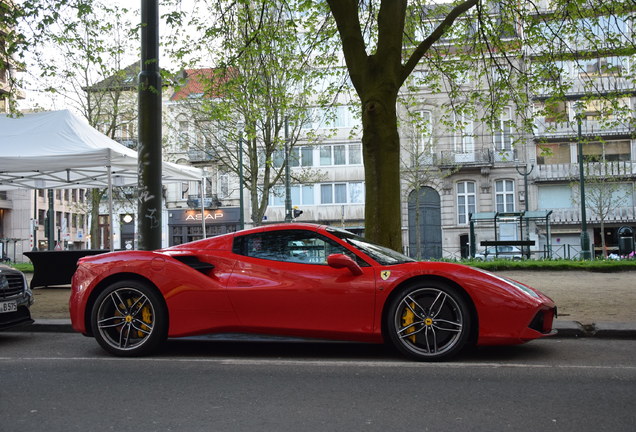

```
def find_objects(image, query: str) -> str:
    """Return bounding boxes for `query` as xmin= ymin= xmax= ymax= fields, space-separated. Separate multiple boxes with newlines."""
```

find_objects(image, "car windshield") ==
xmin=327 ymin=228 xmax=416 ymax=265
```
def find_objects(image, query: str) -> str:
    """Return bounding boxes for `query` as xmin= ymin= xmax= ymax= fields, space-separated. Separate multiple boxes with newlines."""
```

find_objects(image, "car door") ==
xmin=226 ymin=229 xmax=377 ymax=338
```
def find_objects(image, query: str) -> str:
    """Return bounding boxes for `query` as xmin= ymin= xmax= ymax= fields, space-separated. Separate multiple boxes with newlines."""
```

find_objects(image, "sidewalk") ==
xmin=22 ymin=270 xmax=636 ymax=338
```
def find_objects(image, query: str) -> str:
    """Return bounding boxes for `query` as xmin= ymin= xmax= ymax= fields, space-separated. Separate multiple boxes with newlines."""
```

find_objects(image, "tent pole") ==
xmin=108 ymin=165 xmax=114 ymax=252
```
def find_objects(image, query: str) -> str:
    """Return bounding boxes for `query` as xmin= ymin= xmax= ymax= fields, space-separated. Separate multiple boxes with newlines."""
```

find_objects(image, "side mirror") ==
xmin=327 ymin=253 xmax=363 ymax=276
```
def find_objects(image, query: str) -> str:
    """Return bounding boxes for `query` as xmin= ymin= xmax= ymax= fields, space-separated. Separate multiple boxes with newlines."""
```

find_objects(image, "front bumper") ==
xmin=0 ymin=303 xmax=34 ymax=330
xmin=1 ymin=269 xmax=34 ymax=330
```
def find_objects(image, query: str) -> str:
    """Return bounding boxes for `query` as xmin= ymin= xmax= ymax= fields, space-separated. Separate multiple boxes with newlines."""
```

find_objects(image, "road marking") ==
xmin=1 ymin=356 xmax=636 ymax=370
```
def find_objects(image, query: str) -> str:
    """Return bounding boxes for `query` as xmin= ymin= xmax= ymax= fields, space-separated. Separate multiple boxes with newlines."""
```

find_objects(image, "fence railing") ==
xmin=536 ymin=161 xmax=636 ymax=181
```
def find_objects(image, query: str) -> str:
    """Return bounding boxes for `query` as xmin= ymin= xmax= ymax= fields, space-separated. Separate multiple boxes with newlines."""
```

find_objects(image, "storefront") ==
xmin=168 ymin=208 xmax=240 ymax=246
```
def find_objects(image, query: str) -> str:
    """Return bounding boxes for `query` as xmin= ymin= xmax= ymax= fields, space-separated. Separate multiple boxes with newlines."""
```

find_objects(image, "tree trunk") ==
xmin=361 ymin=91 xmax=402 ymax=251
xmin=326 ymin=0 xmax=477 ymax=251
xmin=600 ymin=219 xmax=607 ymax=258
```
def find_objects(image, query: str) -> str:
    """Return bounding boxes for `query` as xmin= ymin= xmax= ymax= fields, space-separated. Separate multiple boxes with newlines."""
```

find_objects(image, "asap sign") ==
xmin=169 ymin=208 xmax=240 ymax=225
xmin=186 ymin=212 xmax=224 ymax=221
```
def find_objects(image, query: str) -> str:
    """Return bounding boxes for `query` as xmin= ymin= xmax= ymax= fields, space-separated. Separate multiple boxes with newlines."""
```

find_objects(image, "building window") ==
xmin=219 ymin=174 xmax=229 ymax=198
xmin=583 ymin=140 xmax=631 ymax=162
xmin=453 ymin=112 xmax=474 ymax=154
xmin=349 ymin=144 xmax=362 ymax=165
xmin=291 ymin=185 xmax=315 ymax=206
xmin=493 ymin=107 xmax=513 ymax=151
xmin=457 ymin=181 xmax=476 ymax=225
xmin=320 ymin=144 xmax=362 ymax=167
xmin=269 ymin=184 xmax=315 ymax=207
xmin=274 ymin=146 xmax=316 ymax=168
xmin=495 ymin=179 xmax=515 ymax=212
xmin=537 ymin=143 xmax=571 ymax=165
xmin=272 ymin=148 xmax=286 ymax=168
xmin=302 ymin=105 xmax=360 ymax=130
xmin=538 ymin=185 xmax=572 ymax=209
xmin=411 ymin=110 xmax=433 ymax=166
xmin=320 ymin=182 xmax=364 ymax=204
xmin=290 ymin=146 xmax=314 ymax=167
xmin=321 ymin=183 xmax=347 ymax=203
xmin=348 ymin=182 xmax=364 ymax=204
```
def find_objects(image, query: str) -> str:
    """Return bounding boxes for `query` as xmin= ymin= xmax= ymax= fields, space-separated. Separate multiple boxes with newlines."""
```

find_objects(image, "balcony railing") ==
xmin=439 ymin=149 xmax=494 ymax=166
xmin=187 ymin=194 xmax=222 ymax=209
xmin=188 ymin=148 xmax=217 ymax=163
xmin=534 ymin=118 xmax=633 ymax=140
xmin=545 ymin=207 xmax=636 ymax=224
xmin=536 ymin=161 xmax=636 ymax=181
xmin=533 ymin=76 xmax=636 ymax=99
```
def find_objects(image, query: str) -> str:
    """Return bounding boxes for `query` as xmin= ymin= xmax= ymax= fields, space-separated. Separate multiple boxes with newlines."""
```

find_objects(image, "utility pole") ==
xmin=284 ymin=117 xmax=292 ymax=222
xmin=137 ymin=0 xmax=163 ymax=250
xmin=576 ymin=103 xmax=592 ymax=259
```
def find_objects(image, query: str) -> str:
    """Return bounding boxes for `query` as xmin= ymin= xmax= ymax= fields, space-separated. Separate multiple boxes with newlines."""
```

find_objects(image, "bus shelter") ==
xmin=469 ymin=210 xmax=553 ymax=259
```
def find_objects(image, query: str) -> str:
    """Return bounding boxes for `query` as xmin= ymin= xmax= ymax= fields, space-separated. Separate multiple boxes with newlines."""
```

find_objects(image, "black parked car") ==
xmin=0 ymin=264 xmax=33 ymax=330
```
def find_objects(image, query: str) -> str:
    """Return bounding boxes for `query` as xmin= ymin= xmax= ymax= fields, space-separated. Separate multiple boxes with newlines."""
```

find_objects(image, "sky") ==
xmin=18 ymin=0 xmax=202 ymax=112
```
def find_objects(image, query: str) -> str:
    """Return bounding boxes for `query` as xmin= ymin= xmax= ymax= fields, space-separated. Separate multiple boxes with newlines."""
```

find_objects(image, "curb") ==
xmin=553 ymin=320 xmax=636 ymax=339
xmin=19 ymin=319 xmax=75 ymax=333
xmin=13 ymin=319 xmax=636 ymax=339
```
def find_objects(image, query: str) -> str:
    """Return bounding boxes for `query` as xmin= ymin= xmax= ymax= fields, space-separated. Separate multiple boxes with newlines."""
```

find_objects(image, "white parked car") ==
xmin=474 ymin=246 xmax=523 ymax=261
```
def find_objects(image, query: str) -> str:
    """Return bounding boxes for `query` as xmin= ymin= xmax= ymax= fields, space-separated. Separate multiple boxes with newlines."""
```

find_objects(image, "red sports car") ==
xmin=70 ymin=223 xmax=556 ymax=361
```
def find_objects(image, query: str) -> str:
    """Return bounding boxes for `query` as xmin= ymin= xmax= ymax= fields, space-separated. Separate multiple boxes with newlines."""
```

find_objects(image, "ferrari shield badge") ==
xmin=380 ymin=270 xmax=391 ymax=281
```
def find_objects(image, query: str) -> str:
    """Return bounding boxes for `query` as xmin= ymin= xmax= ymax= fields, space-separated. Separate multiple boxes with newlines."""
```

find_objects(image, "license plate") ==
xmin=0 ymin=300 xmax=17 ymax=314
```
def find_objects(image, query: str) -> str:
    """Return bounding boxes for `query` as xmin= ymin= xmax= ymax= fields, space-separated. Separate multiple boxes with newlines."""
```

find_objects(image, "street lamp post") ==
xmin=238 ymin=123 xmax=245 ymax=231
xmin=576 ymin=104 xmax=592 ymax=259
xmin=138 ymin=0 xmax=163 ymax=251
xmin=515 ymin=163 xmax=534 ymax=259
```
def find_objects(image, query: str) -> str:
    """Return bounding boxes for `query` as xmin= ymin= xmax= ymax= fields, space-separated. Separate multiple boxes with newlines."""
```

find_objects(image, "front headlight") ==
xmin=500 ymin=276 xmax=539 ymax=299
xmin=474 ymin=268 xmax=539 ymax=299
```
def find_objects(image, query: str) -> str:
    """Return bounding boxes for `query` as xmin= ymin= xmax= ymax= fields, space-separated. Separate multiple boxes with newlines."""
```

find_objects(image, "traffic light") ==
xmin=293 ymin=207 xmax=303 ymax=219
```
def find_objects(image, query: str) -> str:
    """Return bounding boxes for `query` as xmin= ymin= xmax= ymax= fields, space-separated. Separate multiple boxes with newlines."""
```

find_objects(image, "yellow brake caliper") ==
xmin=140 ymin=305 xmax=152 ymax=337
xmin=126 ymin=298 xmax=152 ymax=337
xmin=401 ymin=302 xmax=417 ymax=343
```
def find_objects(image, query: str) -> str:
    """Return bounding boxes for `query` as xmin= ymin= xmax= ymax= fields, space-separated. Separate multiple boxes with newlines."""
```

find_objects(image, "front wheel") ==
xmin=91 ymin=280 xmax=168 ymax=356
xmin=386 ymin=281 xmax=472 ymax=361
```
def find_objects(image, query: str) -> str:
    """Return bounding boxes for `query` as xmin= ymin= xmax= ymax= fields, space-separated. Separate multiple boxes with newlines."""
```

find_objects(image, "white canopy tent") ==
xmin=0 ymin=110 xmax=202 ymax=189
xmin=0 ymin=110 xmax=204 ymax=250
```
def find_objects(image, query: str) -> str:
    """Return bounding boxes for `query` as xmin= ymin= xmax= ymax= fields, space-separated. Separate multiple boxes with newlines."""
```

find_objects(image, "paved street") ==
xmin=1 ymin=332 xmax=635 ymax=432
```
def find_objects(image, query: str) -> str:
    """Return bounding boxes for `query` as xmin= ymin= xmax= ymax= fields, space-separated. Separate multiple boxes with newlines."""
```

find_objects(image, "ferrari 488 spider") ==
xmin=70 ymin=223 xmax=556 ymax=361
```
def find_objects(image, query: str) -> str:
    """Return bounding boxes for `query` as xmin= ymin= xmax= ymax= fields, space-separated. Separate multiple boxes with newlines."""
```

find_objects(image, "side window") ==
xmin=233 ymin=230 xmax=358 ymax=265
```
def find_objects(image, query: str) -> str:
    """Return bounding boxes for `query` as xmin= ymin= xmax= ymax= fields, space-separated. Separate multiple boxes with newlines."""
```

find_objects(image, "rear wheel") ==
xmin=386 ymin=281 xmax=471 ymax=361
xmin=91 ymin=280 xmax=167 ymax=356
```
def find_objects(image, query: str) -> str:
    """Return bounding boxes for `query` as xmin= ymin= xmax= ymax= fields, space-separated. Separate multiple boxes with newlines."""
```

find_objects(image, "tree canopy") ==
xmin=4 ymin=0 xmax=635 ymax=250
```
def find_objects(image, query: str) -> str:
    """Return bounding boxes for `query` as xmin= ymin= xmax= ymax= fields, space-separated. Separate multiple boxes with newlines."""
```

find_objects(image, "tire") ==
xmin=386 ymin=281 xmax=472 ymax=361
xmin=91 ymin=280 xmax=168 ymax=357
